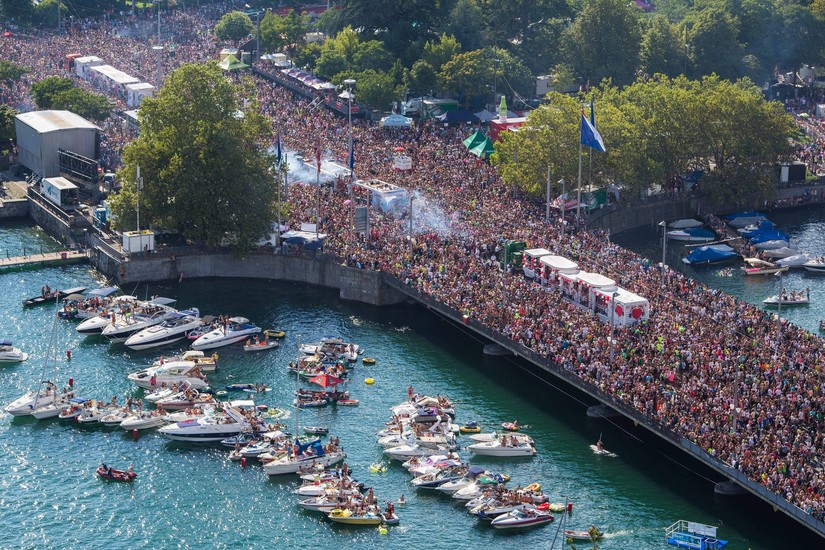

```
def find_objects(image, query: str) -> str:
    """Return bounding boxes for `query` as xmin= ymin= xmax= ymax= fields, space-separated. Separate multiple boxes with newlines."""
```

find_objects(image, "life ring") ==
xmin=362 ymin=357 xmax=376 ymax=365
xmin=524 ymin=482 xmax=541 ymax=492
xmin=460 ymin=425 xmax=482 ymax=433
xmin=264 ymin=329 xmax=286 ymax=338
xmin=215 ymin=390 xmax=228 ymax=397
xmin=365 ymin=378 xmax=375 ymax=385
xmin=198 ymin=394 xmax=212 ymax=402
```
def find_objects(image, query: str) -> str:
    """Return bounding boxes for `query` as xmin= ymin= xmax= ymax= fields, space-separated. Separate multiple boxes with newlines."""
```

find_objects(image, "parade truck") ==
xmin=500 ymin=240 xmax=526 ymax=271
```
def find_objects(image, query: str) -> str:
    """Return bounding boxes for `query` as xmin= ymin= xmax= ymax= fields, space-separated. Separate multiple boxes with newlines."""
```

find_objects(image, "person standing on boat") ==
xmin=407 ymin=385 xmax=414 ymax=401
xmin=597 ymin=437 xmax=604 ymax=452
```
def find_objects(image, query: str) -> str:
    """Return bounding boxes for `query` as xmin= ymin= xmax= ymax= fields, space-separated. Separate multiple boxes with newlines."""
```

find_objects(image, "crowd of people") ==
xmin=3 ymin=4 xmax=825 ymax=524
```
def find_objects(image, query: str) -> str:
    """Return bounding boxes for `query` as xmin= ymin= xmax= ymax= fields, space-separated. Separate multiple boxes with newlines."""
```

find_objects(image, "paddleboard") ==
xmin=242 ymin=388 xmax=273 ymax=393
xmin=589 ymin=444 xmax=617 ymax=457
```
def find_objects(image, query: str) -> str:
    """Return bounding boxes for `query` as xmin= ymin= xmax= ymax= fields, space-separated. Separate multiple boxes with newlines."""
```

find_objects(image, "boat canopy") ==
xmin=62 ymin=286 xmax=88 ymax=295
xmin=89 ymin=287 xmax=119 ymax=297
xmin=748 ymin=229 xmax=789 ymax=244
xmin=228 ymin=316 xmax=250 ymax=324
xmin=69 ymin=397 xmax=89 ymax=404
xmin=227 ymin=399 xmax=255 ymax=408
xmin=0 ymin=338 xmax=14 ymax=346
xmin=668 ymin=219 xmax=703 ymax=229
xmin=539 ymin=255 xmax=579 ymax=274
xmin=64 ymin=293 xmax=86 ymax=301
xmin=149 ymin=296 xmax=177 ymax=306
xmin=724 ymin=211 xmax=765 ymax=220
xmin=684 ymin=244 xmax=737 ymax=264
xmin=576 ymin=272 xmax=617 ymax=289
xmin=679 ymin=227 xmax=715 ymax=238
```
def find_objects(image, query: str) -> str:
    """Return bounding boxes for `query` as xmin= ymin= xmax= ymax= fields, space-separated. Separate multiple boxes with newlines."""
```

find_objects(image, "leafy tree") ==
xmin=109 ymin=62 xmax=276 ymax=253
xmin=688 ymin=9 xmax=743 ymax=80
xmin=314 ymin=7 xmax=341 ymax=36
xmin=477 ymin=0 xmax=570 ymax=51
xmin=405 ymin=60 xmax=438 ymax=95
xmin=353 ymin=40 xmax=394 ymax=73
xmin=51 ymin=88 xmax=112 ymax=122
xmin=562 ymin=0 xmax=642 ymax=86
xmin=315 ymin=49 xmax=348 ymax=81
xmin=292 ymin=42 xmax=322 ymax=70
xmin=444 ymin=0 xmax=485 ymax=52
xmin=323 ymin=26 xmax=362 ymax=65
xmin=488 ymin=47 xmax=535 ymax=103
xmin=640 ymin=16 xmax=687 ymax=77
xmin=423 ymin=34 xmax=462 ymax=73
xmin=33 ymin=0 xmax=62 ymax=27
xmin=30 ymin=76 xmax=73 ymax=109
xmin=437 ymin=49 xmax=492 ymax=105
xmin=0 ymin=104 xmax=17 ymax=144
xmin=214 ymin=11 xmax=254 ymax=45
xmin=514 ymin=18 xmax=568 ymax=76
xmin=0 ymin=60 xmax=26 ymax=83
xmin=355 ymin=69 xmax=400 ymax=112
xmin=0 ymin=0 xmax=35 ymax=25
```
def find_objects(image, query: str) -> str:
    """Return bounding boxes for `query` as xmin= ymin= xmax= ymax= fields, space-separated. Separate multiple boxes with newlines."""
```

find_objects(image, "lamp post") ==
xmin=408 ymin=194 xmax=414 ymax=260
xmin=609 ymin=290 xmax=619 ymax=362
xmin=545 ymin=167 xmax=551 ymax=223
xmin=558 ymin=178 xmax=566 ymax=240
xmin=492 ymin=58 xmax=500 ymax=111
xmin=659 ymin=220 xmax=667 ymax=287
xmin=135 ymin=165 xmax=143 ymax=232
xmin=775 ymin=270 xmax=783 ymax=353
xmin=340 ymin=79 xmax=356 ymax=244
xmin=245 ymin=4 xmax=261 ymax=64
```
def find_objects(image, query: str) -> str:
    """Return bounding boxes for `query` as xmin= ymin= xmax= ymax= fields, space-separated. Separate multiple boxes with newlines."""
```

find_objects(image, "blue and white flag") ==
xmin=580 ymin=112 xmax=606 ymax=152
xmin=275 ymin=129 xmax=282 ymax=167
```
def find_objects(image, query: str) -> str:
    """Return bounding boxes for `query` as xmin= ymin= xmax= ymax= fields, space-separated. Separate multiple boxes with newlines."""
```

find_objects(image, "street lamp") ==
xmin=558 ymin=178 xmax=566 ymax=227
xmin=609 ymin=290 xmax=619 ymax=362
xmin=339 ymin=79 xmax=356 ymax=244
xmin=245 ymin=4 xmax=261 ymax=64
xmin=775 ymin=269 xmax=783 ymax=352
xmin=545 ymin=167 xmax=551 ymax=223
xmin=492 ymin=58 xmax=500 ymax=111
xmin=152 ymin=46 xmax=163 ymax=88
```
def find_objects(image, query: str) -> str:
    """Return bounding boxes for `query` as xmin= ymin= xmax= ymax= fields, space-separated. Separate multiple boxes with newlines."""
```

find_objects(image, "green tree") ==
xmin=214 ymin=11 xmax=254 ymax=45
xmin=30 ymin=76 xmax=73 ymax=109
xmin=51 ymin=88 xmax=112 ymax=122
xmin=0 ymin=0 xmax=35 ymax=25
xmin=562 ymin=0 xmax=642 ymax=86
xmin=405 ymin=60 xmax=438 ymax=95
xmin=0 ymin=60 xmax=26 ymax=83
xmin=292 ymin=42 xmax=322 ymax=70
xmin=444 ymin=0 xmax=485 ymax=52
xmin=489 ymin=47 xmax=535 ymax=103
xmin=640 ymin=16 xmax=687 ymax=77
xmin=314 ymin=7 xmax=341 ymax=36
xmin=0 ymin=104 xmax=17 ymax=144
xmin=315 ymin=50 xmax=348 ymax=81
xmin=33 ymin=0 xmax=63 ymax=27
xmin=353 ymin=40 xmax=394 ymax=73
xmin=437 ymin=49 xmax=492 ymax=105
xmin=688 ymin=9 xmax=743 ymax=80
xmin=109 ymin=62 xmax=276 ymax=253
xmin=423 ymin=34 xmax=462 ymax=73
xmin=355 ymin=69 xmax=400 ymax=112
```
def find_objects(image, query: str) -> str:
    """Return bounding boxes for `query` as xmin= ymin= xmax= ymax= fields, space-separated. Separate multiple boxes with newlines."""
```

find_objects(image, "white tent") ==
xmin=380 ymin=114 xmax=414 ymax=129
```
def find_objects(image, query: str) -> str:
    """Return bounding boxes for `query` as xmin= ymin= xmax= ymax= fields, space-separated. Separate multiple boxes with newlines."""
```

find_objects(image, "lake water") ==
xmin=0 ymin=220 xmax=821 ymax=549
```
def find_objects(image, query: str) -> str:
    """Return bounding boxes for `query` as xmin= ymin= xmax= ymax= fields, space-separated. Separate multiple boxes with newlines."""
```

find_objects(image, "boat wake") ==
xmin=394 ymin=326 xmax=411 ymax=332
xmin=603 ymin=529 xmax=630 ymax=538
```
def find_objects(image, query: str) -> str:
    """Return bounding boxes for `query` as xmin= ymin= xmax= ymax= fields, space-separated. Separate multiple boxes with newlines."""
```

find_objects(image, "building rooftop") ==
xmin=16 ymin=110 xmax=98 ymax=133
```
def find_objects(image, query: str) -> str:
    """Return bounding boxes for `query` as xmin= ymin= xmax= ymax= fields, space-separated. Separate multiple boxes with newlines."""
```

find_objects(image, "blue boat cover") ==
xmin=685 ymin=245 xmax=737 ymax=264
xmin=0 ymin=338 xmax=13 ymax=346
xmin=724 ymin=211 xmax=766 ymax=220
xmin=748 ymin=230 xmax=789 ymax=244
xmin=683 ymin=227 xmax=715 ymax=238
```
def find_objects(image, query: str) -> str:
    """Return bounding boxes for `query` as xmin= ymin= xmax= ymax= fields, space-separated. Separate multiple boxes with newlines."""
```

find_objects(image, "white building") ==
xmin=14 ymin=110 xmax=98 ymax=178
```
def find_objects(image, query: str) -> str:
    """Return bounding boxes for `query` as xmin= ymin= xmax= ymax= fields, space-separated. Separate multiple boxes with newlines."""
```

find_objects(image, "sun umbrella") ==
xmin=308 ymin=373 xmax=344 ymax=388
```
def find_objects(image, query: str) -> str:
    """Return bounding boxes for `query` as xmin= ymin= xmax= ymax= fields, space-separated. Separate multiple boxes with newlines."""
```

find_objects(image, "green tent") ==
xmin=219 ymin=54 xmax=248 ymax=71
xmin=462 ymin=130 xmax=487 ymax=150
xmin=469 ymin=136 xmax=495 ymax=158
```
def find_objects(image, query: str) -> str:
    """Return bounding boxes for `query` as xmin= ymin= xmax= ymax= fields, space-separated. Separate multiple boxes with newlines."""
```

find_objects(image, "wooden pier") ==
xmin=0 ymin=249 xmax=88 ymax=269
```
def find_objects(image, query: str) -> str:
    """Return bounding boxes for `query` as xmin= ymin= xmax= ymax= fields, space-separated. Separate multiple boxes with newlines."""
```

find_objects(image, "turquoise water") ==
xmin=0 ymin=221 xmax=821 ymax=549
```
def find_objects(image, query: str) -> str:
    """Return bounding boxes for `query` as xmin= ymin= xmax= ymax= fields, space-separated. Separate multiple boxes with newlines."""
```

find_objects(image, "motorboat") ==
xmin=384 ymin=443 xmax=450 ymax=461
xmin=439 ymin=467 xmax=505 ymax=495
xmin=304 ymin=426 xmax=329 ymax=435
xmin=470 ymin=501 xmax=534 ymax=520
xmin=243 ymin=339 xmax=278 ymax=352
xmin=299 ymin=496 xmax=351 ymax=514
xmin=5 ymin=384 xmax=58 ymax=416
xmin=564 ymin=529 xmax=604 ymax=542
xmin=58 ymin=397 xmax=90 ymax=420
xmin=127 ymin=360 xmax=210 ymax=390
xmin=668 ymin=219 xmax=704 ymax=229
xmin=327 ymin=508 xmax=383 ymax=526
xmin=776 ymin=253 xmax=811 ymax=268
xmin=737 ymin=219 xmax=775 ymax=234
xmin=491 ymin=508 xmax=554 ymax=530
xmin=753 ymin=239 xmax=789 ymax=251
xmin=468 ymin=432 xmax=534 ymax=445
xmin=411 ymin=469 xmax=466 ymax=490
xmin=191 ymin=317 xmax=261 ymax=350
xmin=681 ymin=244 xmax=739 ymax=266
xmin=96 ymin=465 xmax=137 ymax=482
xmin=401 ymin=453 xmax=451 ymax=471
xmin=154 ymin=391 xmax=217 ymax=410
xmin=158 ymin=405 xmax=252 ymax=442
xmin=31 ymin=393 xmax=75 ymax=419
xmin=143 ymin=387 xmax=177 ymax=403
xmin=100 ymin=408 xmax=134 ymax=427
xmin=748 ymin=229 xmax=789 ymax=246
xmin=467 ymin=440 xmax=537 ymax=457
xmin=124 ymin=309 xmax=202 ymax=350
xmin=58 ymin=287 xmax=120 ymax=320
xmin=263 ymin=447 xmax=346 ymax=475
xmin=299 ymin=337 xmax=360 ymax=361
xmin=152 ymin=350 xmax=218 ymax=372
xmin=0 ymin=339 xmax=28 ymax=363
xmin=23 ymin=286 xmax=87 ymax=307
xmin=102 ymin=297 xmax=179 ymax=343
xmin=75 ymin=296 xmax=140 ymax=334
xmin=764 ymin=291 xmax=810 ymax=307
xmin=666 ymin=227 xmax=715 ymax=242
xmin=120 ymin=411 xmax=169 ymax=430
xmin=763 ymin=246 xmax=799 ymax=259
xmin=803 ymin=258 xmax=825 ymax=273
xmin=741 ymin=258 xmax=788 ymax=276
xmin=724 ymin=211 xmax=768 ymax=228
xmin=77 ymin=402 xmax=118 ymax=424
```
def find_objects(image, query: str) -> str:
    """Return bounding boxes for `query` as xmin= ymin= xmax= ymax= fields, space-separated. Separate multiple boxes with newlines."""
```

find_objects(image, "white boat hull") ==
xmin=5 ymin=392 xmax=55 ymax=416
xmin=467 ymin=442 xmax=536 ymax=457
xmin=263 ymin=451 xmax=346 ymax=475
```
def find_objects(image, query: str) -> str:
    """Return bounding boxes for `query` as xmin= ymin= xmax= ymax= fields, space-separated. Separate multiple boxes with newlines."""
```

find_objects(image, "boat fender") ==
xmin=365 ymin=378 xmax=375 ymax=385
xmin=132 ymin=428 xmax=139 ymax=441
xmin=567 ymin=502 xmax=573 ymax=513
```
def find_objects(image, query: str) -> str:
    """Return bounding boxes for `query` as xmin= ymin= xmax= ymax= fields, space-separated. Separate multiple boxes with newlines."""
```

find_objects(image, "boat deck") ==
xmin=666 ymin=532 xmax=728 ymax=550
xmin=0 ymin=249 xmax=88 ymax=269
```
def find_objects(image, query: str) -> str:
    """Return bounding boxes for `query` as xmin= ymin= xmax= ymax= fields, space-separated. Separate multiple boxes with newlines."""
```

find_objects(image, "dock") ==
xmin=0 ymin=249 xmax=88 ymax=269
xmin=665 ymin=520 xmax=728 ymax=550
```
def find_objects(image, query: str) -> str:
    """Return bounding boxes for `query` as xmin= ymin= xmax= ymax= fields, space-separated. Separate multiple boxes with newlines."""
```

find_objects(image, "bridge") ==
xmin=0 ymin=249 xmax=88 ymax=269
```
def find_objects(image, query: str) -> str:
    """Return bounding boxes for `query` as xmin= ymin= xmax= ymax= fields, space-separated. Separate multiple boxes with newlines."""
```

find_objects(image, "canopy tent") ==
xmin=474 ymin=110 xmax=497 ymax=123
xmin=219 ymin=55 xmax=248 ymax=71
xmin=380 ymin=114 xmax=414 ymax=128
xmin=281 ymin=230 xmax=325 ymax=251
xmin=437 ymin=110 xmax=479 ymax=124
xmin=468 ymin=136 xmax=495 ymax=158
xmin=462 ymin=130 xmax=487 ymax=150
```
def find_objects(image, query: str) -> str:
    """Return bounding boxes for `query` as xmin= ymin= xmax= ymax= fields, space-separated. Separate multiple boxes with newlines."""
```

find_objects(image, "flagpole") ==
xmin=576 ymin=134 xmax=583 ymax=226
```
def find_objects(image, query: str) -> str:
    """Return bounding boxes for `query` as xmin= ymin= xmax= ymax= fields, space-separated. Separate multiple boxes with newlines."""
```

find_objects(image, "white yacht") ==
xmin=101 ymin=297 xmax=179 ymax=343
xmin=299 ymin=337 xmax=360 ymax=360
xmin=31 ymin=393 xmax=76 ymax=420
xmin=124 ymin=308 xmax=202 ymax=350
xmin=158 ymin=404 xmax=251 ymax=442
xmin=263 ymin=447 xmax=346 ymax=475
xmin=467 ymin=440 xmax=537 ymax=457
xmin=5 ymin=383 xmax=58 ymax=416
xmin=191 ymin=317 xmax=261 ymax=350
xmin=120 ymin=411 xmax=169 ymax=430
xmin=76 ymin=296 xmax=139 ymax=335
xmin=0 ymin=339 xmax=28 ymax=363
xmin=127 ymin=360 xmax=210 ymax=390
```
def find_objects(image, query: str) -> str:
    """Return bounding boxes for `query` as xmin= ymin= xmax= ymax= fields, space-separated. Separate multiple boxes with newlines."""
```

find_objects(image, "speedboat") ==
xmin=5 ymin=384 xmax=58 ymax=416
xmin=158 ymin=405 xmax=252 ymax=442
xmin=327 ymin=508 xmax=383 ymax=526
xmin=384 ymin=444 xmax=449 ymax=461
xmin=666 ymin=227 xmax=715 ymax=242
xmin=31 ymin=393 xmax=75 ymax=419
xmin=776 ymin=253 xmax=811 ymax=268
xmin=154 ymin=391 xmax=217 ymax=410
xmin=120 ymin=411 xmax=169 ymax=430
xmin=753 ymin=239 xmax=789 ymax=251
xmin=471 ymin=501 xmax=534 ymax=520
xmin=741 ymin=258 xmax=788 ymax=276
xmin=76 ymin=296 xmax=139 ymax=334
xmin=0 ymin=339 xmax=28 ymax=363
xmin=468 ymin=432 xmax=534 ymax=445
xmin=803 ymin=258 xmax=825 ymax=273
xmin=100 ymin=408 xmax=134 ymax=427
xmin=151 ymin=350 xmax=218 ymax=372
xmin=564 ymin=528 xmax=604 ymax=541
xmin=411 ymin=469 xmax=466 ymax=490
xmin=191 ymin=317 xmax=261 ymax=350
xmin=299 ymin=337 xmax=360 ymax=360
xmin=127 ymin=360 xmax=210 ymax=390
xmin=299 ymin=496 xmax=350 ymax=514
xmin=263 ymin=449 xmax=346 ymax=475
xmin=243 ymin=339 xmax=278 ymax=352
xmin=96 ymin=466 xmax=137 ymax=482
xmin=491 ymin=508 xmax=554 ymax=530
xmin=77 ymin=402 xmax=118 ymax=424
xmin=102 ymin=297 xmax=179 ymax=343
xmin=58 ymin=397 xmax=90 ymax=419
xmin=764 ymin=292 xmax=810 ymax=306
xmin=724 ymin=211 xmax=768 ymax=228
xmin=124 ymin=309 xmax=202 ymax=350
xmin=23 ymin=286 xmax=87 ymax=307
xmin=737 ymin=219 xmax=775 ymax=234
xmin=467 ymin=440 xmax=537 ymax=457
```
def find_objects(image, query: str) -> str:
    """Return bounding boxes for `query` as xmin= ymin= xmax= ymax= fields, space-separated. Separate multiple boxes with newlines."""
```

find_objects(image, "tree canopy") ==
xmin=214 ymin=11 xmax=254 ymax=45
xmin=108 ymin=62 xmax=276 ymax=253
